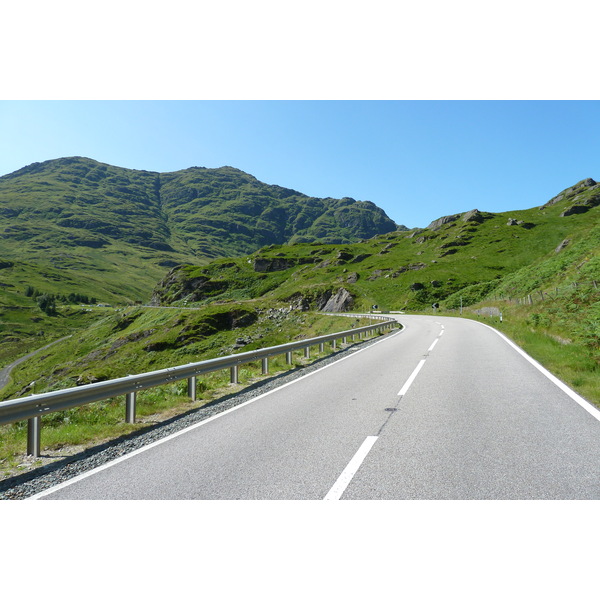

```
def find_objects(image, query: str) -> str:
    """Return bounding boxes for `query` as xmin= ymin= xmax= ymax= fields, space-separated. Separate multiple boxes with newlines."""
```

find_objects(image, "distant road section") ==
xmin=32 ymin=316 xmax=600 ymax=500
xmin=0 ymin=336 xmax=71 ymax=391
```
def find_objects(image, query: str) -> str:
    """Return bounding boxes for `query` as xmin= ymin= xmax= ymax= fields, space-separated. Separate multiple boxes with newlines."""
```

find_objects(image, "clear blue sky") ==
xmin=1 ymin=100 xmax=599 ymax=228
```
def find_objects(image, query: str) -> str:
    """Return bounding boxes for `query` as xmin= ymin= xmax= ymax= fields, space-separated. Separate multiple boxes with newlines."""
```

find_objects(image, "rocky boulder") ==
xmin=319 ymin=288 xmax=354 ymax=312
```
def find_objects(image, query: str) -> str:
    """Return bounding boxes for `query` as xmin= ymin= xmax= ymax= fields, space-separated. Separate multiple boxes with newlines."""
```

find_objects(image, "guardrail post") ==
xmin=230 ymin=365 xmax=239 ymax=384
xmin=343 ymin=336 xmax=347 ymax=344
xmin=332 ymin=339 xmax=337 ymax=350
xmin=286 ymin=351 xmax=292 ymax=365
xmin=27 ymin=416 xmax=41 ymax=457
xmin=126 ymin=392 xmax=136 ymax=424
xmin=304 ymin=346 xmax=310 ymax=359
xmin=262 ymin=357 xmax=269 ymax=375
xmin=187 ymin=376 xmax=196 ymax=401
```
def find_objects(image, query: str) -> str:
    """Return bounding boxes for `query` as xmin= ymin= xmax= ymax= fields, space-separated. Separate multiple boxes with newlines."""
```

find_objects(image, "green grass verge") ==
xmin=0 ymin=309 xmax=386 ymax=480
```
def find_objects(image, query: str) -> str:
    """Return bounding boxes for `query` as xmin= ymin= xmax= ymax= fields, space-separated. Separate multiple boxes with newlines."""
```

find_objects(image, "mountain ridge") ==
xmin=0 ymin=156 xmax=399 ymax=303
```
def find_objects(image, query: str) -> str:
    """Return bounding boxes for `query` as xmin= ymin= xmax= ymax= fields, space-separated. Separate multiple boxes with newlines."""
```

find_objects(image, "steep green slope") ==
xmin=159 ymin=166 xmax=398 ymax=258
xmin=0 ymin=157 xmax=398 ymax=304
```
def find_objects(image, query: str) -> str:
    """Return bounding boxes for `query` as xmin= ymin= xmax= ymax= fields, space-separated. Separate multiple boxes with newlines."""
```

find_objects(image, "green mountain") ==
xmin=0 ymin=157 xmax=399 ymax=304
xmin=151 ymin=178 xmax=600 ymax=313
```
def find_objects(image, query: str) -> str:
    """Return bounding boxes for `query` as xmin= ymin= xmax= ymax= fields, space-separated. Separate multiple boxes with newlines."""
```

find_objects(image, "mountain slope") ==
xmin=0 ymin=157 xmax=398 ymax=304
xmin=151 ymin=178 xmax=600 ymax=313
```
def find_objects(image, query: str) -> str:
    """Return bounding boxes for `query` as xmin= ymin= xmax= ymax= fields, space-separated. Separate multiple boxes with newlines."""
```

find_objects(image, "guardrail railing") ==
xmin=0 ymin=314 xmax=397 ymax=457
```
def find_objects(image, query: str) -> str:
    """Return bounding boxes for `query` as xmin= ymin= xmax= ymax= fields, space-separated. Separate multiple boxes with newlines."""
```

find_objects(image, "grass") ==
xmin=0 ymin=157 xmax=396 ymax=306
xmin=448 ymin=289 xmax=600 ymax=407
xmin=0 ymin=308 xmax=386 ymax=479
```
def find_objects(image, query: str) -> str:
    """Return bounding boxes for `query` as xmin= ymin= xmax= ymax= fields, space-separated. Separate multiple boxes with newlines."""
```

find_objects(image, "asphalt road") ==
xmin=32 ymin=314 xmax=600 ymax=500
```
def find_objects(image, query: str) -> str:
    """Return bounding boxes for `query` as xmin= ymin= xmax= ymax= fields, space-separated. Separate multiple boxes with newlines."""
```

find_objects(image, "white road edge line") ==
xmin=398 ymin=359 xmax=427 ymax=396
xmin=478 ymin=320 xmax=600 ymax=423
xmin=28 ymin=326 xmax=404 ymax=500
xmin=323 ymin=436 xmax=378 ymax=500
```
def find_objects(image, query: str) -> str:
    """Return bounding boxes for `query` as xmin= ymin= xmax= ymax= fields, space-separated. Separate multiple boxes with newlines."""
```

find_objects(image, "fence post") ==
xmin=125 ymin=392 xmax=136 ymax=424
xmin=187 ymin=376 xmax=196 ymax=401
xmin=27 ymin=416 xmax=41 ymax=457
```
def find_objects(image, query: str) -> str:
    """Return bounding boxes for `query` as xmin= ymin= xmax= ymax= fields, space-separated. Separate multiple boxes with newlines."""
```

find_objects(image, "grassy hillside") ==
xmin=147 ymin=178 xmax=599 ymax=407
xmin=151 ymin=180 xmax=600 ymax=313
xmin=0 ymin=157 xmax=398 ymax=306
xmin=0 ymin=304 xmax=379 ymax=477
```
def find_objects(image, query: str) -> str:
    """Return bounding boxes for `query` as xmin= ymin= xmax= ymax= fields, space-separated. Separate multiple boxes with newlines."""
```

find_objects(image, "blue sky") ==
xmin=1 ymin=100 xmax=600 ymax=228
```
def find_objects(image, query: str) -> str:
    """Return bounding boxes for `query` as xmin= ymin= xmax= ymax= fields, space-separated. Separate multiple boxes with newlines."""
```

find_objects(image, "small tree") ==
xmin=37 ymin=294 xmax=57 ymax=316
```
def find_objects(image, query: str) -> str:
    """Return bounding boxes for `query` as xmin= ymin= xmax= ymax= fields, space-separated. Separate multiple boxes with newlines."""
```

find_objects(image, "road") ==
xmin=0 ymin=336 xmax=72 ymax=391
xmin=32 ymin=314 xmax=600 ymax=500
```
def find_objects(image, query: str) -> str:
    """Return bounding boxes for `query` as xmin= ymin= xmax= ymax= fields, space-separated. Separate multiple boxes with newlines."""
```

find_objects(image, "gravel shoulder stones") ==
xmin=0 ymin=330 xmax=398 ymax=500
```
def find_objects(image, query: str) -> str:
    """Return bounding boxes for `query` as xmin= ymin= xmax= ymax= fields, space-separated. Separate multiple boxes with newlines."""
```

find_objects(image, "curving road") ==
xmin=31 ymin=315 xmax=600 ymax=500
xmin=0 ymin=336 xmax=72 ymax=391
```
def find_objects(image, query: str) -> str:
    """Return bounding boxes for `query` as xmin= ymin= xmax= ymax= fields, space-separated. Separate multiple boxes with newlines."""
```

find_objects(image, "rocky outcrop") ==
xmin=390 ymin=263 xmax=427 ymax=278
xmin=560 ymin=189 xmax=600 ymax=216
xmin=319 ymin=288 xmax=354 ymax=312
xmin=427 ymin=214 xmax=461 ymax=230
xmin=461 ymin=209 xmax=484 ymax=223
xmin=555 ymin=238 xmax=570 ymax=253
xmin=253 ymin=257 xmax=295 ymax=272
xmin=542 ymin=178 xmax=597 ymax=208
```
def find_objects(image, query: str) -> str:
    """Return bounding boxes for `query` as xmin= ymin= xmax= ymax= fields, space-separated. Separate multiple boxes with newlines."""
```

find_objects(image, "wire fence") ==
xmin=489 ymin=279 xmax=598 ymax=307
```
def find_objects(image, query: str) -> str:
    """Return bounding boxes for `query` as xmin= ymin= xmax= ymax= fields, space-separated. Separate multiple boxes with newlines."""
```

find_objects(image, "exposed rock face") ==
xmin=410 ymin=282 xmax=425 ymax=291
xmin=288 ymin=293 xmax=311 ymax=311
xmin=507 ymin=218 xmax=518 ymax=226
xmin=555 ymin=238 xmax=570 ymax=253
xmin=253 ymin=257 xmax=295 ymax=272
xmin=560 ymin=189 xmax=600 ymax=216
xmin=319 ymin=288 xmax=354 ymax=312
xmin=390 ymin=262 xmax=427 ymax=278
xmin=150 ymin=266 xmax=228 ymax=305
xmin=461 ymin=209 xmax=484 ymax=223
xmin=542 ymin=178 xmax=597 ymax=208
xmin=427 ymin=214 xmax=461 ymax=230
xmin=367 ymin=269 xmax=392 ymax=281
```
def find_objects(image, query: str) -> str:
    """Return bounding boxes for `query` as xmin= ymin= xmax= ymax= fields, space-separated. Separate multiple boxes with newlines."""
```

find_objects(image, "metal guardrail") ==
xmin=0 ymin=314 xmax=397 ymax=457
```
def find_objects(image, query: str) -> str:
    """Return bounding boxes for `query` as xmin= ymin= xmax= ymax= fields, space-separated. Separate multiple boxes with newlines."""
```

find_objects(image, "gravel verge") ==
xmin=0 ymin=329 xmax=400 ymax=500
